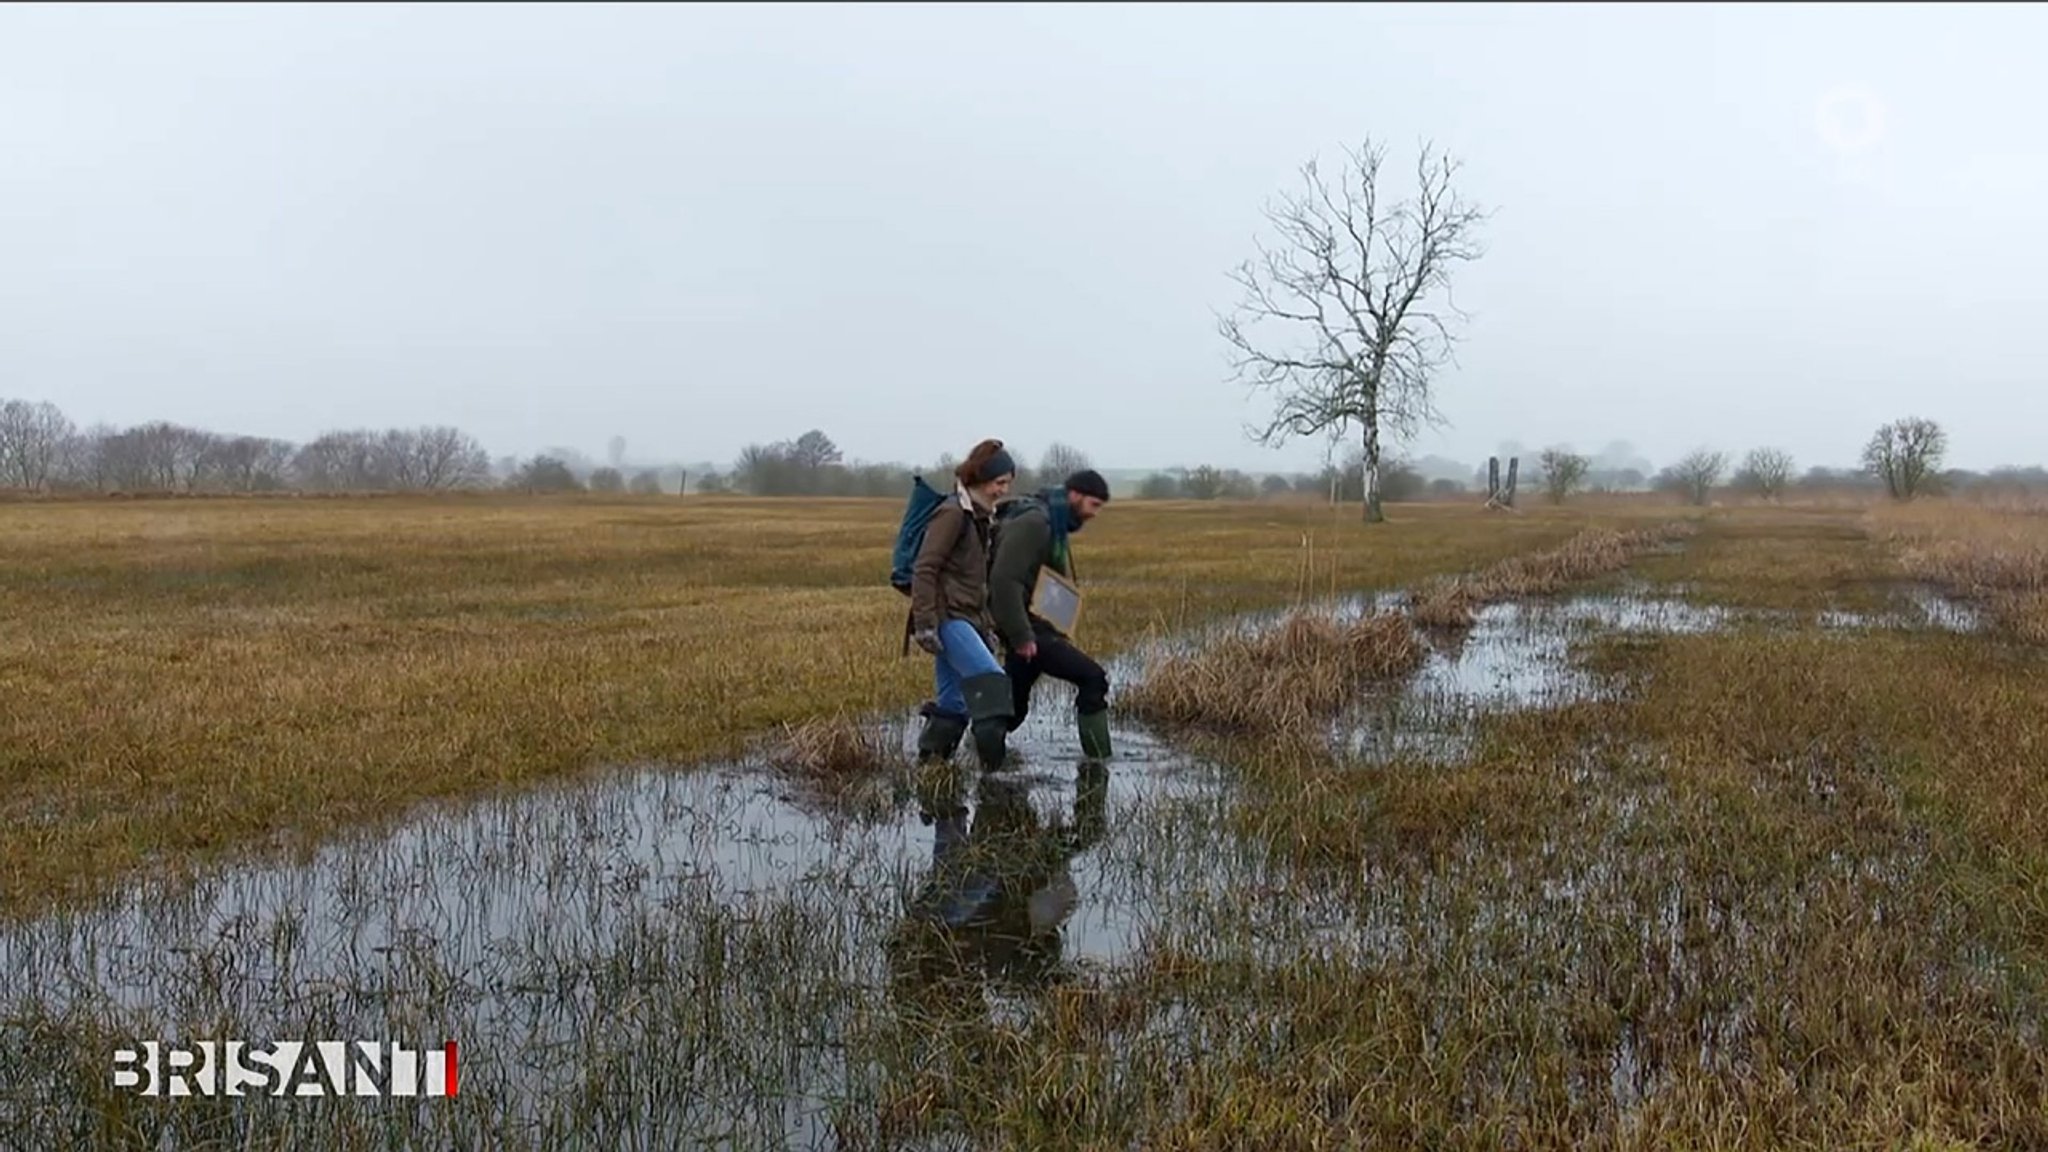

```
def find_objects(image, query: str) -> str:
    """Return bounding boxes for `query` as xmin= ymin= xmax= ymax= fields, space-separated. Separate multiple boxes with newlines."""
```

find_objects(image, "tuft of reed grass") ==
xmin=1118 ymin=609 xmax=1423 ymax=735
xmin=771 ymin=714 xmax=892 ymax=781
xmin=1410 ymin=522 xmax=1698 ymax=628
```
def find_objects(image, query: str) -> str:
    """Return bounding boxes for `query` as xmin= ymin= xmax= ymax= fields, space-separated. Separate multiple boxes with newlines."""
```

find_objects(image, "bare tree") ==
xmin=399 ymin=426 xmax=490 ymax=490
xmin=1538 ymin=447 xmax=1590 ymax=505
xmin=207 ymin=435 xmax=296 ymax=492
xmin=376 ymin=429 xmax=424 ymax=489
xmin=1038 ymin=442 xmax=1091 ymax=483
xmin=587 ymin=467 xmax=625 ymax=493
xmin=1181 ymin=465 xmax=1228 ymax=501
xmin=628 ymin=469 xmax=664 ymax=495
xmin=788 ymin=429 xmax=842 ymax=470
xmin=1733 ymin=447 xmax=1795 ymax=502
xmin=0 ymin=399 xmax=77 ymax=491
xmin=1863 ymin=417 xmax=1946 ymax=501
xmin=101 ymin=421 xmax=211 ymax=492
xmin=96 ymin=427 xmax=153 ymax=490
xmin=1221 ymin=138 xmax=1487 ymax=523
xmin=1660 ymin=448 xmax=1727 ymax=507
xmin=295 ymin=430 xmax=387 ymax=491
xmin=170 ymin=426 xmax=220 ymax=491
xmin=57 ymin=423 xmax=113 ymax=491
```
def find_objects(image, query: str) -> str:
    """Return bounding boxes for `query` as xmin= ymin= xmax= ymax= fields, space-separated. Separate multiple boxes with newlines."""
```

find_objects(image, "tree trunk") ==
xmin=1362 ymin=420 xmax=1385 ymax=524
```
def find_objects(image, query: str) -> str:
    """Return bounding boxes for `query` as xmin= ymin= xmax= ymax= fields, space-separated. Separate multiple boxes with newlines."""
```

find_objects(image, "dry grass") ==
xmin=7 ymin=501 xmax=2048 ymax=1148
xmin=771 ymin=713 xmax=893 ymax=780
xmin=1410 ymin=521 xmax=1698 ymax=628
xmin=1874 ymin=500 xmax=2048 ymax=642
xmin=1118 ymin=609 xmax=1424 ymax=736
xmin=1122 ymin=518 xmax=1699 ymax=737
xmin=0 ymin=492 xmax=1648 ymax=917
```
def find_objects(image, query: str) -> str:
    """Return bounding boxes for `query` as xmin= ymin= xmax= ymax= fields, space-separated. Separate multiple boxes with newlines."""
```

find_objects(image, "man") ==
xmin=987 ymin=469 xmax=1113 ymax=760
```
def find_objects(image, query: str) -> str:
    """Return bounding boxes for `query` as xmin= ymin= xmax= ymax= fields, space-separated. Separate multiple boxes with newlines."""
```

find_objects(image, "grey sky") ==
xmin=4 ymin=3 xmax=2044 ymax=475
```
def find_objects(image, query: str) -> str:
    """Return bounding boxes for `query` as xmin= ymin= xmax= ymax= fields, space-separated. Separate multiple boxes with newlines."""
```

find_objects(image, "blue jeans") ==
xmin=932 ymin=618 xmax=1003 ymax=716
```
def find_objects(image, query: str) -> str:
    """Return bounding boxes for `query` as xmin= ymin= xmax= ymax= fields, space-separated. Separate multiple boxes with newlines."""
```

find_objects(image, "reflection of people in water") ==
xmin=887 ymin=765 xmax=1108 ymax=1012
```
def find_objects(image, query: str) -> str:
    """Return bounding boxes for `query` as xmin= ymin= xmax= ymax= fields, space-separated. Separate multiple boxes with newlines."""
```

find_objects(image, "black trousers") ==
xmin=1005 ymin=622 xmax=1109 ymax=729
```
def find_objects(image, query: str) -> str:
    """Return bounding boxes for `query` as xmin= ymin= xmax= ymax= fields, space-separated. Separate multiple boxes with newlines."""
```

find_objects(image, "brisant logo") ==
xmin=112 ymin=1041 xmax=459 ymax=1098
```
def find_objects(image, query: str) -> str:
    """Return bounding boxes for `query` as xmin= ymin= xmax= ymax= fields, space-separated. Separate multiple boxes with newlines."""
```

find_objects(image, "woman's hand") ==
xmin=912 ymin=628 xmax=943 ymax=655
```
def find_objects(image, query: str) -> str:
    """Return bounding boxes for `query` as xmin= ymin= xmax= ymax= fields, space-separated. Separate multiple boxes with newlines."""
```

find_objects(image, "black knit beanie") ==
xmin=1064 ymin=469 xmax=1111 ymax=501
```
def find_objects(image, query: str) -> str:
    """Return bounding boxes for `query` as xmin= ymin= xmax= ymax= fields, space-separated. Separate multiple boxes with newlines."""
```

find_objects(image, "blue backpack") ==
xmin=890 ymin=475 xmax=949 ymax=596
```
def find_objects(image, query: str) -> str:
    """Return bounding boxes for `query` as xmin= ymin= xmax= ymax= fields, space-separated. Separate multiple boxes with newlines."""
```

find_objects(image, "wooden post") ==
xmin=1485 ymin=455 xmax=1522 ymax=513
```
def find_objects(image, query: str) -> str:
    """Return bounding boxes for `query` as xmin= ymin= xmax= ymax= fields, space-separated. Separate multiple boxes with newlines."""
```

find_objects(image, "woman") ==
xmin=909 ymin=438 xmax=1016 ymax=770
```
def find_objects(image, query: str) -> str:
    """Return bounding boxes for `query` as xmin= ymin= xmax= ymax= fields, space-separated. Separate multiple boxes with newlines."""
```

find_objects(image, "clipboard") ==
xmin=1032 ymin=567 xmax=1083 ymax=637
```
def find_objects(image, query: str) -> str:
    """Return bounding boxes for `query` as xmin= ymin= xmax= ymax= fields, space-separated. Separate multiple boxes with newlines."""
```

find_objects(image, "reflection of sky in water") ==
xmin=0 ymin=694 xmax=1211 ymax=1027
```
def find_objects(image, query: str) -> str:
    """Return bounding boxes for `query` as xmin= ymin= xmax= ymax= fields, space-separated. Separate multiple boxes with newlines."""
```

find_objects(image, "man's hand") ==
xmin=912 ymin=628 xmax=942 ymax=655
xmin=1015 ymin=640 xmax=1038 ymax=663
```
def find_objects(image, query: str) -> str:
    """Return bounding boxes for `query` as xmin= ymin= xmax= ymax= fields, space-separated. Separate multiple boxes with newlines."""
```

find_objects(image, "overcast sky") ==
xmin=3 ymin=3 xmax=2044 ymax=474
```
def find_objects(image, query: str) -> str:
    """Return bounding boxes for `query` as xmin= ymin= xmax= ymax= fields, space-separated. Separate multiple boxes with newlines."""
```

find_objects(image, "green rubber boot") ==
xmin=1077 ymin=708 xmax=1113 ymax=761
xmin=961 ymin=672 xmax=1015 ymax=771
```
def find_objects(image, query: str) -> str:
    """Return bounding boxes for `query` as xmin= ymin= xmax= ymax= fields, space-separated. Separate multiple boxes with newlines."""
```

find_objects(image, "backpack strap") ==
xmin=904 ymin=497 xmax=969 ymax=657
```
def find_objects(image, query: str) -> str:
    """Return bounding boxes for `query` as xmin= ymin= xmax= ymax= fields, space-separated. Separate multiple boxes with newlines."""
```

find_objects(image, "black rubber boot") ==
xmin=961 ymin=672 xmax=1016 ymax=771
xmin=916 ymin=706 xmax=969 ymax=764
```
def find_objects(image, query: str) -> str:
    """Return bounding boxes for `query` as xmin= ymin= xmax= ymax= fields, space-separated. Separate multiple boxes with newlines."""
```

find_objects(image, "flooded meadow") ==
xmin=2 ymin=522 xmax=2042 ymax=1150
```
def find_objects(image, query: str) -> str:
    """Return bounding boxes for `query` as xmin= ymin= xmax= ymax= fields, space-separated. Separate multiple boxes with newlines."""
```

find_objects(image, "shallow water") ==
xmin=0 ymin=583 xmax=2001 ymax=1145
xmin=1 ymin=587 xmax=1970 ymax=1018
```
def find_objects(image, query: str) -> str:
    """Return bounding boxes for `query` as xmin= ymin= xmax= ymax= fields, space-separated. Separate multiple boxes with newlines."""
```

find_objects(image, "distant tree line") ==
xmin=1501 ymin=419 xmax=2048 ymax=509
xmin=0 ymin=397 xmax=688 ymax=496
xmin=3 ymin=399 xmax=2041 ymax=506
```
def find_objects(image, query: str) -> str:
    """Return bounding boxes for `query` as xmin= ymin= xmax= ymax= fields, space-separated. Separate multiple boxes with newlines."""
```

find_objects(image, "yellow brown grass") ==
xmin=8 ymin=502 xmax=2048 ymax=1147
xmin=1410 ymin=521 xmax=1698 ymax=628
xmin=0 ymin=493 xmax=1642 ymax=917
xmin=1118 ymin=609 xmax=1423 ymax=735
xmin=771 ymin=713 xmax=892 ymax=781
xmin=1875 ymin=500 xmax=2048 ymax=642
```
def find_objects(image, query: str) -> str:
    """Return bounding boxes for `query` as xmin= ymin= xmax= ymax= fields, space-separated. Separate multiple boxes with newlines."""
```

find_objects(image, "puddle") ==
xmin=0 ymin=693 xmax=1233 ymax=1142
xmin=1337 ymin=595 xmax=1731 ymax=762
xmin=2 ymin=706 xmax=1211 ymax=1008
xmin=1901 ymin=583 xmax=1984 ymax=632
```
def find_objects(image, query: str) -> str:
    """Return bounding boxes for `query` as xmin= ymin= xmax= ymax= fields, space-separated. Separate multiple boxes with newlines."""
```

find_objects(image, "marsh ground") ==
xmin=1 ymin=494 xmax=2043 ymax=1149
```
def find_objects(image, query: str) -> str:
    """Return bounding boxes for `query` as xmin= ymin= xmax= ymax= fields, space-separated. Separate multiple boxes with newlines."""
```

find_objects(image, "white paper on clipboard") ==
xmin=1032 ymin=568 xmax=1082 ymax=636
